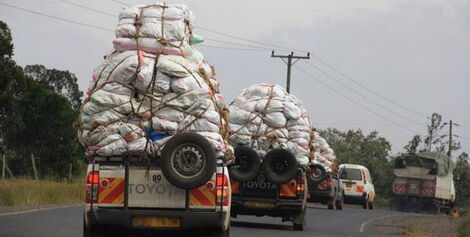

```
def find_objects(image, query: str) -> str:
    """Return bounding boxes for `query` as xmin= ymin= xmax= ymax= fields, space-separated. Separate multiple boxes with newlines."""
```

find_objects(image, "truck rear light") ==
xmin=296 ymin=174 xmax=305 ymax=196
xmin=85 ymin=171 xmax=99 ymax=203
xmin=216 ymin=174 xmax=229 ymax=206
xmin=361 ymin=170 xmax=367 ymax=184
xmin=230 ymin=180 xmax=239 ymax=194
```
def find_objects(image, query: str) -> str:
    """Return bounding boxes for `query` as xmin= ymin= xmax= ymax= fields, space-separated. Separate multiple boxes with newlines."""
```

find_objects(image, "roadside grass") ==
xmin=458 ymin=213 xmax=470 ymax=237
xmin=0 ymin=178 xmax=84 ymax=206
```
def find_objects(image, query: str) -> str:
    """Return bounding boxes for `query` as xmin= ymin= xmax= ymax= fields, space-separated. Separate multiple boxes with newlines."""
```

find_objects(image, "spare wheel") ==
xmin=160 ymin=132 xmax=216 ymax=189
xmin=261 ymin=148 xmax=298 ymax=184
xmin=229 ymin=146 xmax=261 ymax=182
xmin=307 ymin=164 xmax=327 ymax=184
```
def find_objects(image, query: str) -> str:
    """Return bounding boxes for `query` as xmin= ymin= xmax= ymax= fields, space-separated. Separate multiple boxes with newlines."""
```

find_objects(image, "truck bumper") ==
xmin=308 ymin=189 xmax=333 ymax=203
xmin=86 ymin=207 xmax=227 ymax=230
xmin=230 ymin=196 xmax=304 ymax=218
xmin=344 ymin=193 xmax=366 ymax=205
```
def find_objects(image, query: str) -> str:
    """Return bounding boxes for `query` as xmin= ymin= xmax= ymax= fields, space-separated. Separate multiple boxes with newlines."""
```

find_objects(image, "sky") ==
xmin=0 ymin=0 xmax=469 ymax=156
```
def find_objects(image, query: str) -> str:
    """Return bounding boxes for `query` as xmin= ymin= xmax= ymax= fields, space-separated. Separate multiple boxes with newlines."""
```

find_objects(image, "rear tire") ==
xmin=368 ymin=201 xmax=375 ymax=210
xmin=292 ymin=208 xmax=306 ymax=231
xmin=208 ymin=225 xmax=230 ymax=237
xmin=160 ymin=132 xmax=216 ymax=189
xmin=83 ymin=218 xmax=103 ymax=237
xmin=261 ymin=149 xmax=298 ymax=184
xmin=336 ymin=192 xmax=344 ymax=210
xmin=229 ymin=147 xmax=261 ymax=182
xmin=328 ymin=195 xmax=336 ymax=210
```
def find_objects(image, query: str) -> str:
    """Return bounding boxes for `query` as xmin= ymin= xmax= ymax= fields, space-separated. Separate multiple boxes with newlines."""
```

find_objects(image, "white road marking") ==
xmin=0 ymin=204 xmax=81 ymax=217
xmin=359 ymin=214 xmax=404 ymax=233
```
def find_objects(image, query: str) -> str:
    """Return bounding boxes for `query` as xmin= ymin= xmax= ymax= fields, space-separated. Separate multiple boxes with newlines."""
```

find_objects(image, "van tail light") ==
xmin=296 ymin=174 xmax=305 ymax=196
xmin=216 ymin=174 xmax=229 ymax=206
xmin=356 ymin=185 xmax=364 ymax=193
xmin=361 ymin=170 xmax=367 ymax=184
xmin=85 ymin=171 xmax=99 ymax=203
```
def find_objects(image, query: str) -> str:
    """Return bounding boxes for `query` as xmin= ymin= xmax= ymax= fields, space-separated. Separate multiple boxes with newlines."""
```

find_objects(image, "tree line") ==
xmin=0 ymin=21 xmax=83 ymax=180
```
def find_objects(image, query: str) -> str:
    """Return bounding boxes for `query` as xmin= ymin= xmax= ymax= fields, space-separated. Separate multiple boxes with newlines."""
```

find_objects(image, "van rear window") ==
xmin=339 ymin=168 xmax=362 ymax=181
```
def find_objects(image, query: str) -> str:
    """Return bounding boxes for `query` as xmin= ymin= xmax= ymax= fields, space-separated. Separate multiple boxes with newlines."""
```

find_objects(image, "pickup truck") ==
xmin=229 ymin=148 xmax=308 ymax=230
xmin=307 ymin=167 xmax=344 ymax=210
xmin=83 ymin=133 xmax=231 ymax=237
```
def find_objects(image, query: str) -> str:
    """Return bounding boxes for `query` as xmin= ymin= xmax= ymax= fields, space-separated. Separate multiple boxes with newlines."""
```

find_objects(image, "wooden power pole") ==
xmin=448 ymin=120 xmax=453 ymax=157
xmin=271 ymin=51 xmax=310 ymax=93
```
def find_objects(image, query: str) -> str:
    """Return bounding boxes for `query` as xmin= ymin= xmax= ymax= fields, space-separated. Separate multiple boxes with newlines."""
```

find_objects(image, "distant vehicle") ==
xmin=229 ymin=147 xmax=308 ymax=231
xmin=391 ymin=152 xmax=455 ymax=214
xmin=339 ymin=164 xmax=376 ymax=209
xmin=83 ymin=133 xmax=231 ymax=237
xmin=307 ymin=164 xmax=344 ymax=210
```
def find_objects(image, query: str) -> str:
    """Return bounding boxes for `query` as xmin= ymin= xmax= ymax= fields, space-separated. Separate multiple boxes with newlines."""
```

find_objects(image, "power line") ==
xmin=295 ymin=64 xmax=419 ymax=134
xmin=308 ymin=55 xmax=429 ymax=118
xmin=110 ymin=0 xmax=129 ymax=7
xmin=305 ymin=61 xmax=426 ymax=126
xmin=56 ymin=0 xmax=116 ymax=17
xmin=204 ymin=38 xmax=272 ymax=51
xmin=0 ymin=2 xmax=114 ymax=32
xmin=197 ymin=45 xmax=266 ymax=52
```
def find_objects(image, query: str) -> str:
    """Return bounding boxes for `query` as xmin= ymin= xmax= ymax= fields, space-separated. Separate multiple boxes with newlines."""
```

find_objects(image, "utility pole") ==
xmin=448 ymin=120 xmax=453 ymax=157
xmin=2 ymin=153 xmax=5 ymax=180
xmin=271 ymin=51 xmax=310 ymax=93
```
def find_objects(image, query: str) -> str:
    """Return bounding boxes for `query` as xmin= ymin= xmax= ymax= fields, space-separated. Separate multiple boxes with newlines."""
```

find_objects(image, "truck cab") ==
xmin=83 ymin=133 xmax=231 ymax=237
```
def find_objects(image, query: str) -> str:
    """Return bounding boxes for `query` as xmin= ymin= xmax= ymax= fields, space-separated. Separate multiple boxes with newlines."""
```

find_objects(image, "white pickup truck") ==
xmin=83 ymin=133 xmax=231 ymax=237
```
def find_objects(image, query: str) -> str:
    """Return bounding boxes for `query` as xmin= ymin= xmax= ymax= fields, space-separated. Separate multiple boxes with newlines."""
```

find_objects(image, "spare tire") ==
xmin=160 ymin=132 xmax=216 ymax=189
xmin=229 ymin=147 xmax=261 ymax=182
xmin=261 ymin=149 xmax=298 ymax=184
xmin=308 ymin=164 xmax=327 ymax=184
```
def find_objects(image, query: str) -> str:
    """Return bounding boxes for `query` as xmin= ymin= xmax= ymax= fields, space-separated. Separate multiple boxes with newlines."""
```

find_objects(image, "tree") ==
xmin=454 ymin=152 xmax=470 ymax=207
xmin=319 ymin=128 xmax=393 ymax=198
xmin=24 ymin=65 xmax=82 ymax=110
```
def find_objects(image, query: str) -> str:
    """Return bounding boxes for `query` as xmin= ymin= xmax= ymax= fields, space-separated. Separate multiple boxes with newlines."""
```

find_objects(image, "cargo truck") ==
xmin=391 ymin=152 xmax=455 ymax=214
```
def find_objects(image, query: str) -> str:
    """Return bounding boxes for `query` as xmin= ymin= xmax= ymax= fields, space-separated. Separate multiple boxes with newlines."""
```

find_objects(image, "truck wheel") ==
xmin=229 ymin=147 xmax=261 ymax=182
xmin=208 ymin=225 xmax=230 ymax=237
xmin=368 ymin=201 xmax=375 ymax=210
xmin=336 ymin=192 xmax=344 ymax=210
xmin=292 ymin=208 xmax=306 ymax=231
xmin=83 ymin=218 xmax=104 ymax=237
xmin=261 ymin=149 xmax=298 ymax=184
xmin=328 ymin=195 xmax=336 ymax=210
xmin=161 ymin=132 xmax=216 ymax=189
xmin=307 ymin=164 xmax=327 ymax=184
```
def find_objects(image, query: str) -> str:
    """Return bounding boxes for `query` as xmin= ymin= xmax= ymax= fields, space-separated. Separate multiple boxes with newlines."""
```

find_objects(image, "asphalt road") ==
xmin=0 ymin=205 xmax=417 ymax=237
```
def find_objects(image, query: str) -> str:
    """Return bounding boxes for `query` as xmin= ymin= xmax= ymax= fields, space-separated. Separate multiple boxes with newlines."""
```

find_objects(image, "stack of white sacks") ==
xmin=229 ymin=83 xmax=313 ymax=167
xmin=77 ymin=3 xmax=232 ymax=159
xmin=310 ymin=131 xmax=337 ymax=173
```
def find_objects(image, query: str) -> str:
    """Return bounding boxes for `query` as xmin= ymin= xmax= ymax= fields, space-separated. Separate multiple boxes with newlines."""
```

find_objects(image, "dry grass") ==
xmin=0 ymin=178 xmax=84 ymax=206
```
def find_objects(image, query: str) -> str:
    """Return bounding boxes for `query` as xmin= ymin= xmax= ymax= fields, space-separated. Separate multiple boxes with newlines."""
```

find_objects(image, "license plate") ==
xmin=346 ymin=183 xmax=352 ymax=188
xmin=128 ymin=167 xmax=186 ymax=208
xmin=132 ymin=217 xmax=180 ymax=228
xmin=244 ymin=201 xmax=274 ymax=208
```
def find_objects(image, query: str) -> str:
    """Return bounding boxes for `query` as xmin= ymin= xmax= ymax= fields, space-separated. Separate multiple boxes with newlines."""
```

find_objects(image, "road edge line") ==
xmin=359 ymin=214 xmax=404 ymax=233
xmin=0 ymin=204 xmax=81 ymax=217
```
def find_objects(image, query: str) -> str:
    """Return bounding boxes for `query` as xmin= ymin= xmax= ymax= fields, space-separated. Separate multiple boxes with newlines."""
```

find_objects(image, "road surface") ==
xmin=0 ymin=205 xmax=418 ymax=237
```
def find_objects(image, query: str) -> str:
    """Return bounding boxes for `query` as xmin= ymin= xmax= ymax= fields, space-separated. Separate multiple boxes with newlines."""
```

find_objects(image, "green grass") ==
xmin=458 ymin=213 xmax=470 ymax=237
xmin=0 ymin=178 xmax=84 ymax=206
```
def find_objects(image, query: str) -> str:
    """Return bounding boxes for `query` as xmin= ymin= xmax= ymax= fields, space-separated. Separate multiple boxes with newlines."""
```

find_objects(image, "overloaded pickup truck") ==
xmin=307 ymin=164 xmax=344 ymax=210
xmin=83 ymin=133 xmax=231 ymax=237
xmin=228 ymin=147 xmax=308 ymax=230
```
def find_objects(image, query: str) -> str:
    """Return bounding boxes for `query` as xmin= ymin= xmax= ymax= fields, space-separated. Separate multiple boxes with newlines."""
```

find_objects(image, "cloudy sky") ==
xmin=1 ymin=0 xmax=469 ymax=155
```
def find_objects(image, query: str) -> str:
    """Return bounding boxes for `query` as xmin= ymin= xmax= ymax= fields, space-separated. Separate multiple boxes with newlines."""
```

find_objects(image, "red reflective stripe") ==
xmin=191 ymin=188 xmax=214 ymax=206
xmin=100 ymin=179 xmax=125 ymax=204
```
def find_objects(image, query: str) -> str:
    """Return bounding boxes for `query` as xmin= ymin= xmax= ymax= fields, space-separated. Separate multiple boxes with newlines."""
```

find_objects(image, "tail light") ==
xmin=216 ymin=174 xmax=229 ymax=206
xmin=356 ymin=185 xmax=364 ymax=193
xmin=361 ymin=170 xmax=367 ymax=184
xmin=231 ymin=180 xmax=239 ymax=194
xmin=85 ymin=171 xmax=99 ymax=203
xmin=296 ymin=174 xmax=305 ymax=196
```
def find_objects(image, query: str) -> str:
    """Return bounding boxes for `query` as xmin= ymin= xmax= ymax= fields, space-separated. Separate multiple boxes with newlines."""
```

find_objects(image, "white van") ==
xmin=338 ymin=164 xmax=375 ymax=209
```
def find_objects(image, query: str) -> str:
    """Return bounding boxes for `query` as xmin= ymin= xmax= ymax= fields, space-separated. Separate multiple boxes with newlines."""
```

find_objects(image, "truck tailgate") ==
xmin=128 ymin=167 xmax=186 ymax=209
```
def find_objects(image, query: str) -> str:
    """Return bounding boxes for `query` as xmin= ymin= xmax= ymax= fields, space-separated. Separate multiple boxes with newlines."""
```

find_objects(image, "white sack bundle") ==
xmin=310 ymin=131 xmax=338 ymax=173
xmin=228 ymin=83 xmax=313 ymax=166
xmin=77 ymin=3 xmax=232 ymax=160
